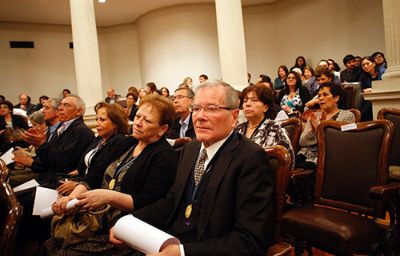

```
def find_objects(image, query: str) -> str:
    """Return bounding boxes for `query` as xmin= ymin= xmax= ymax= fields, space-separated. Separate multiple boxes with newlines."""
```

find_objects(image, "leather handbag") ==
xmin=51 ymin=205 xmax=110 ymax=244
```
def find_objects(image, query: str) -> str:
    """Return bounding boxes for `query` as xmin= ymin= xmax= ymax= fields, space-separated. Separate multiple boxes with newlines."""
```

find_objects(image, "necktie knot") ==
xmin=57 ymin=123 xmax=67 ymax=137
xmin=194 ymin=148 xmax=208 ymax=186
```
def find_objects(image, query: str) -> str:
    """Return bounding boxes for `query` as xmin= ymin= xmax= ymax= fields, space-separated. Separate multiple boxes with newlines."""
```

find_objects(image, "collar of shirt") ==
xmin=179 ymin=114 xmax=190 ymax=127
xmin=49 ymin=121 xmax=60 ymax=134
xmin=200 ymin=131 xmax=233 ymax=168
xmin=60 ymin=117 xmax=79 ymax=131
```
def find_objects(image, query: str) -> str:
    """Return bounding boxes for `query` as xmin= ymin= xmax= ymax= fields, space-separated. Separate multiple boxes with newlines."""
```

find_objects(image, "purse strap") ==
xmin=88 ymin=204 xmax=111 ymax=215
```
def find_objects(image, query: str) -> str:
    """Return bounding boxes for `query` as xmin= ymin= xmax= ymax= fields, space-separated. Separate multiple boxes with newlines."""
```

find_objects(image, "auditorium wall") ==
xmin=0 ymin=0 xmax=384 ymax=103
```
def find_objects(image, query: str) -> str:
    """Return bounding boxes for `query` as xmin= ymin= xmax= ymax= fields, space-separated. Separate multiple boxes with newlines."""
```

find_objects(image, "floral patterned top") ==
xmin=235 ymin=118 xmax=295 ymax=167
xmin=280 ymin=88 xmax=304 ymax=112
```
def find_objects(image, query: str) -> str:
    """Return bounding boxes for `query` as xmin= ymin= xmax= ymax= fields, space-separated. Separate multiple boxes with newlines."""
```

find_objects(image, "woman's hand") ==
xmin=281 ymin=105 xmax=292 ymax=113
xmin=76 ymin=189 xmax=113 ymax=211
xmin=57 ymin=180 xmax=78 ymax=196
xmin=52 ymin=196 xmax=74 ymax=215
xmin=109 ymin=227 xmax=124 ymax=245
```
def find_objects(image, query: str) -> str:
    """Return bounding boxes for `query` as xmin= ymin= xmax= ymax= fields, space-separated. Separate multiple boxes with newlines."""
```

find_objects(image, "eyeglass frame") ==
xmin=189 ymin=104 xmax=235 ymax=113
xmin=171 ymin=95 xmax=192 ymax=101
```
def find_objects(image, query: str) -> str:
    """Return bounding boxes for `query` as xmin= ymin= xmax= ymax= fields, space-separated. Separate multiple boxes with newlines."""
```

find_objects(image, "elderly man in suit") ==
xmin=111 ymin=80 xmax=274 ymax=256
xmin=22 ymin=95 xmax=94 ymax=188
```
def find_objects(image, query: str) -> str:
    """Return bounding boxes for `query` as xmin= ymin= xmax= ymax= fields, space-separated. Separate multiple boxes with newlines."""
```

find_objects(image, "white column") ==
xmin=382 ymin=0 xmax=400 ymax=80
xmin=70 ymin=0 xmax=103 ymax=116
xmin=215 ymin=0 xmax=248 ymax=91
xmin=364 ymin=0 xmax=400 ymax=118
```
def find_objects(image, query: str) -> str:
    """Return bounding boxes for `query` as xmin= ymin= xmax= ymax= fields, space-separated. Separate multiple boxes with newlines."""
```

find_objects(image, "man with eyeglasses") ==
xmin=111 ymin=80 xmax=273 ymax=256
xmin=167 ymin=88 xmax=196 ymax=147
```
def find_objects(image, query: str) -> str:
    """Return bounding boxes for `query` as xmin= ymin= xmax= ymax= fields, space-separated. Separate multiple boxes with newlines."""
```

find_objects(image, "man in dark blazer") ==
xmin=111 ymin=81 xmax=274 ymax=256
xmin=22 ymin=95 xmax=94 ymax=188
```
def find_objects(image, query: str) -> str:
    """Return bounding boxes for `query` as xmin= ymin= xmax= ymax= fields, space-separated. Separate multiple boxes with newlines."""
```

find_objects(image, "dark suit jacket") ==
xmin=340 ymin=67 xmax=362 ymax=83
xmin=127 ymin=105 xmax=138 ymax=121
xmin=36 ymin=117 xmax=95 ymax=187
xmin=134 ymin=132 xmax=274 ymax=256
xmin=167 ymin=115 xmax=196 ymax=139
xmin=121 ymin=137 xmax=178 ymax=211
xmin=78 ymin=133 xmax=133 ymax=189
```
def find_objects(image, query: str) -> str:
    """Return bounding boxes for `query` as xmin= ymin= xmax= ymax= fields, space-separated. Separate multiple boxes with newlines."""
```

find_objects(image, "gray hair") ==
xmin=174 ymin=87 xmax=195 ymax=98
xmin=194 ymin=80 xmax=239 ymax=109
xmin=68 ymin=95 xmax=86 ymax=116
xmin=47 ymin=97 xmax=61 ymax=110
xmin=29 ymin=110 xmax=45 ymax=125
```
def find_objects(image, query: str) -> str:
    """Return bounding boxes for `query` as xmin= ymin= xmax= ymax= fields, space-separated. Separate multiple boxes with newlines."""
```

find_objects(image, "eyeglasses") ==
xmin=171 ymin=95 xmax=191 ymax=101
xmin=287 ymin=76 xmax=297 ymax=80
xmin=189 ymin=104 xmax=234 ymax=113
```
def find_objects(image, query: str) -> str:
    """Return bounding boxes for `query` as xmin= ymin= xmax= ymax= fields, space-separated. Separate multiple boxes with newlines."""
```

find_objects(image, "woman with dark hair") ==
xmin=125 ymin=93 xmax=138 ymax=121
xmin=274 ymin=65 xmax=289 ymax=90
xmin=46 ymin=95 xmax=178 ymax=255
xmin=296 ymin=82 xmax=355 ymax=170
xmin=359 ymin=56 xmax=381 ymax=121
xmin=235 ymin=84 xmax=294 ymax=164
xmin=371 ymin=51 xmax=387 ymax=75
xmin=160 ymin=87 xmax=170 ymax=98
xmin=0 ymin=100 xmax=29 ymax=154
xmin=302 ymin=65 xmax=317 ymax=96
xmin=278 ymin=71 xmax=311 ymax=113
xmin=360 ymin=56 xmax=382 ymax=93
xmin=56 ymin=102 xmax=132 ymax=195
xmin=145 ymin=82 xmax=158 ymax=94
xmin=292 ymin=56 xmax=306 ymax=71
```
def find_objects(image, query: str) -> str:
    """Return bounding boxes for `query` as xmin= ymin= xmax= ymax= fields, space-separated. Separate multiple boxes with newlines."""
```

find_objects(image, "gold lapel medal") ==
xmin=185 ymin=204 xmax=192 ymax=219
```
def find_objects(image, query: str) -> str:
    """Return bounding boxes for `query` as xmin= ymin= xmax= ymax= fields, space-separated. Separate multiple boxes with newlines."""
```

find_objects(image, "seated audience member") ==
xmin=304 ymin=66 xmax=335 ymax=109
xmin=22 ymin=95 xmax=95 ymax=188
xmin=62 ymin=89 xmax=71 ymax=98
xmin=274 ymin=65 xmax=289 ymax=91
xmin=327 ymin=58 xmax=341 ymax=80
xmin=8 ymin=110 xmax=48 ymax=186
xmin=354 ymin=56 xmax=362 ymax=67
xmin=46 ymin=95 xmax=178 ymax=255
xmin=247 ymin=72 xmax=254 ymax=86
xmin=278 ymin=71 xmax=311 ymax=114
xmin=127 ymin=86 xmax=139 ymax=96
xmin=292 ymin=55 xmax=307 ymax=72
xmin=12 ymin=98 xmax=62 ymax=179
xmin=359 ymin=56 xmax=381 ymax=121
xmin=235 ymin=85 xmax=294 ymax=165
xmin=145 ymin=82 xmax=158 ymax=95
xmin=32 ymin=95 xmax=49 ymax=112
xmin=14 ymin=93 xmax=36 ymax=115
xmin=138 ymin=88 xmax=147 ymax=104
xmin=105 ymin=88 xmax=120 ymax=104
xmin=371 ymin=51 xmax=387 ymax=75
xmin=0 ymin=100 xmax=29 ymax=154
xmin=182 ymin=77 xmax=193 ymax=88
xmin=296 ymin=82 xmax=355 ymax=170
xmin=160 ymin=87 xmax=171 ymax=99
xmin=125 ymin=92 xmax=138 ymax=121
xmin=302 ymin=65 xmax=317 ymax=96
xmin=340 ymin=54 xmax=362 ymax=83
xmin=199 ymin=74 xmax=208 ymax=83
xmin=0 ymin=95 xmax=5 ymax=101
xmin=167 ymin=88 xmax=196 ymax=147
xmin=57 ymin=102 xmax=132 ymax=196
xmin=110 ymin=80 xmax=274 ymax=256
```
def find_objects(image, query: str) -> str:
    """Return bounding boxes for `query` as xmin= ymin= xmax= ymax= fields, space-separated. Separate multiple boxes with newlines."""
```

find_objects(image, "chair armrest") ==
xmin=370 ymin=183 xmax=400 ymax=201
xmin=291 ymin=168 xmax=314 ymax=181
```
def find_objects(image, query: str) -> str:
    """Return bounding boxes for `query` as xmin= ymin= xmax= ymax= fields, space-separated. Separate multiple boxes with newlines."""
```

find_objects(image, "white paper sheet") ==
xmin=13 ymin=179 xmax=39 ymax=194
xmin=114 ymin=214 xmax=180 ymax=254
xmin=0 ymin=148 xmax=14 ymax=165
xmin=32 ymin=186 xmax=58 ymax=215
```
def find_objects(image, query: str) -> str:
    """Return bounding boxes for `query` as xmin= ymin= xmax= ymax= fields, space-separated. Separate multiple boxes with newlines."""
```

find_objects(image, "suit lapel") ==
xmin=197 ymin=133 xmax=240 ymax=240
xmin=168 ymin=141 xmax=201 ymax=223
